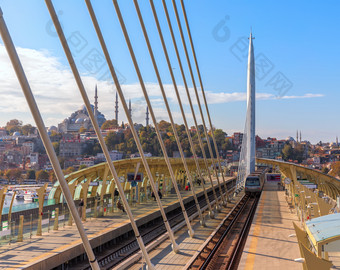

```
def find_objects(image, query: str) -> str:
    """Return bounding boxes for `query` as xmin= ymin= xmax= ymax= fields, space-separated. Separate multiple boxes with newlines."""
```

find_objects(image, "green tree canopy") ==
xmin=6 ymin=119 xmax=23 ymax=135
xmin=5 ymin=168 xmax=22 ymax=180
xmin=101 ymin=119 xmax=118 ymax=130
xmin=36 ymin=170 xmax=49 ymax=180
xmin=26 ymin=170 xmax=36 ymax=179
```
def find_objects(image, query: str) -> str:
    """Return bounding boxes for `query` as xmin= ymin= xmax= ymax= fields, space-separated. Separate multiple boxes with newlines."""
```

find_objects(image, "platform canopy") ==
xmin=305 ymin=213 xmax=340 ymax=256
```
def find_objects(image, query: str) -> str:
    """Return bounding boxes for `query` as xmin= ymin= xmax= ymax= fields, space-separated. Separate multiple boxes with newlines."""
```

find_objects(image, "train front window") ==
xmin=246 ymin=178 xmax=259 ymax=186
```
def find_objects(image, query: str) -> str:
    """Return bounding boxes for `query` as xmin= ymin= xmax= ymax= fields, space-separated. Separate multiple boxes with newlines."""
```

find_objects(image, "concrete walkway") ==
xmin=238 ymin=181 xmax=302 ymax=270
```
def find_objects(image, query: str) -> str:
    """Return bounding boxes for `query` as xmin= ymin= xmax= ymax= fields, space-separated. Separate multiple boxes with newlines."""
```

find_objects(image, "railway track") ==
xmin=68 ymin=183 xmax=235 ymax=270
xmin=188 ymin=194 xmax=260 ymax=270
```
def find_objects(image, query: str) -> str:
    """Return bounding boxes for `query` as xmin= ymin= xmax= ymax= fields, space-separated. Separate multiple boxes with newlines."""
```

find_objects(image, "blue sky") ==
xmin=0 ymin=0 xmax=339 ymax=143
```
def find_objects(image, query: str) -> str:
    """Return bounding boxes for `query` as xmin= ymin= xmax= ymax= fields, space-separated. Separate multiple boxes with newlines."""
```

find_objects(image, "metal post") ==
xmin=0 ymin=7 xmax=100 ymax=269
xmin=17 ymin=215 xmax=24 ymax=242
xmin=150 ymin=0 xmax=214 ymax=220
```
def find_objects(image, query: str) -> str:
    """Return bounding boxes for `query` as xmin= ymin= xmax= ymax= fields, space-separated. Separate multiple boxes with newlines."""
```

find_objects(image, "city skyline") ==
xmin=0 ymin=1 xmax=339 ymax=143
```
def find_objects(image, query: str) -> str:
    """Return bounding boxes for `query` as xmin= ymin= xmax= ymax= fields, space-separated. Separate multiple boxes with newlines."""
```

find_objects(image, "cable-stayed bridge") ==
xmin=0 ymin=1 xmax=339 ymax=269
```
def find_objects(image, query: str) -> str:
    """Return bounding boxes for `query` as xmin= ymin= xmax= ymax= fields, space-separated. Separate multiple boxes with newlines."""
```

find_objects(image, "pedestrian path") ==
xmin=238 ymin=181 xmax=301 ymax=270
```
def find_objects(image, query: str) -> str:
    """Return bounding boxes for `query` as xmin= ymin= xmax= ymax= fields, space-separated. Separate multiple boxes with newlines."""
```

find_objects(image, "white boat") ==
xmin=24 ymin=191 xmax=34 ymax=202
xmin=15 ymin=193 xmax=25 ymax=200
xmin=5 ymin=190 xmax=13 ymax=196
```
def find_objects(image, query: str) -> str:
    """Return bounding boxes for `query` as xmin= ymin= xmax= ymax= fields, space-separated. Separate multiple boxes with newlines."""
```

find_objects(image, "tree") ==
xmin=48 ymin=170 xmax=57 ymax=183
xmin=6 ymin=119 xmax=22 ymax=135
xmin=50 ymin=131 xmax=61 ymax=140
xmin=21 ymin=124 xmax=35 ymax=135
xmin=26 ymin=170 xmax=36 ymax=180
xmin=158 ymin=120 xmax=171 ymax=132
xmin=5 ymin=168 xmax=22 ymax=181
xmin=52 ymin=142 xmax=60 ymax=155
xmin=64 ymin=166 xmax=76 ymax=175
xmin=282 ymin=144 xmax=293 ymax=161
xmin=79 ymin=164 xmax=87 ymax=170
xmin=329 ymin=162 xmax=340 ymax=178
xmin=321 ymin=167 xmax=329 ymax=174
xmin=101 ymin=119 xmax=118 ymax=130
xmin=58 ymin=157 xmax=66 ymax=169
xmin=36 ymin=170 xmax=49 ymax=181
xmin=105 ymin=132 xmax=118 ymax=151
xmin=93 ymin=142 xmax=102 ymax=155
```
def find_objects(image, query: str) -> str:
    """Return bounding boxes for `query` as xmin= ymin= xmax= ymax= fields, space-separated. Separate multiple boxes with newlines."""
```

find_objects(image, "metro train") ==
xmin=244 ymin=168 xmax=267 ymax=195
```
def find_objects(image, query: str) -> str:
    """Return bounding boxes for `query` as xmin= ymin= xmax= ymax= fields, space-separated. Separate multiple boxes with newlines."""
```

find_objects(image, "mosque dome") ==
xmin=75 ymin=118 xmax=85 ymax=124
xmin=78 ymin=104 xmax=94 ymax=112
xmin=13 ymin=131 xmax=21 ymax=137
xmin=48 ymin=126 xmax=58 ymax=132
xmin=286 ymin=136 xmax=295 ymax=142
xmin=79 ymin=104 xmax=86 ymax=111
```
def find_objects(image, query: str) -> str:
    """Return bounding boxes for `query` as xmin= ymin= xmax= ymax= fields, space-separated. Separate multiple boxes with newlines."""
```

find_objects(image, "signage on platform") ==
xmin=127 ymin=173 xmax=143 ymax=182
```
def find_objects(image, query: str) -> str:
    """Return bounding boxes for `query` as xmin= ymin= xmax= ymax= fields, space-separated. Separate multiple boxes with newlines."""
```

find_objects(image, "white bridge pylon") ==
xmin=237 ymin=31 xmax=256 ymax=190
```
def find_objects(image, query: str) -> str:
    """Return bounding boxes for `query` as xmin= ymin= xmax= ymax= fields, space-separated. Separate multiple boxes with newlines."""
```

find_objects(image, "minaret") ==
xmin=128 ymin=99 xmax=132 ymax=118
xmin=146 ymin=106 xmax=149 ymax=127
xmin=246 ymin=31 xmax=256 ymax=175
xmin=299 ymin=131 xmax=302 ymax=143
xmin=336 ymin=136 xmax=338 ymax=147
xmin=296 ymin=130 xmax=298 ymax=143
xmin=94 ymin=85 xmax=98 ymax=118
xmin=115 ymin=92 xmax=119 ymax=124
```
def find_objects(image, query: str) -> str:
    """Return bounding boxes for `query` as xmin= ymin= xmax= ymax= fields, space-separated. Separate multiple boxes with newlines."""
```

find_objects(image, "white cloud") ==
xmin=0 ymin=44 xmax=324 ymax=128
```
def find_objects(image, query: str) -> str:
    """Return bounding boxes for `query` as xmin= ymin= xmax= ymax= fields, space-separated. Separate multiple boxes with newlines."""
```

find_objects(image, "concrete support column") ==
xmin=68 ymin=181 xmax=78 ymax=226
xmin=36 ymin=183 xmax=48 ymax=236
xmin=100 ymin=165 xmax=109 ymax=217
xmin=8 ymin=191 xmax=16 ymax=225
xmin=0 ymin=187 xmax=8 ymax=228
xmin=53 ymin=208 xmax=59 ymax=231
xmin=81 ymin=179 xmax=91 ymax=221
xmin=17 ymin=215 xmax=24 ymax=242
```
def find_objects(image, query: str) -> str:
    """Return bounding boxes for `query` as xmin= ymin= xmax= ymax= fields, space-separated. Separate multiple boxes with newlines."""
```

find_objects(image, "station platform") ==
xmin=238 ymin=181 xmax=302 ymax=270
xmin=0 ymin=180 xmax=228 ymax=270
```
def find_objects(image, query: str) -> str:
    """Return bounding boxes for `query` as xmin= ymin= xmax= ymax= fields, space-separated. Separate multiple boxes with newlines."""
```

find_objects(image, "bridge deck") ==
xmin=0 ymin=180 xmax=227 ymax=270
xmin=128 ymin=191 xmax=244 ymax=270
xmin=238 ymin=181 xmax=302 ymax=270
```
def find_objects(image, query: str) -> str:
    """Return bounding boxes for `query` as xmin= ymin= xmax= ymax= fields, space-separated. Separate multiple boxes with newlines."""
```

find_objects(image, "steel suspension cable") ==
xmin=112 ymin=0 xmax=192 ymax=243
xmin=133 ymin=0 xmax=204 ymax=228
xmin=0 ymin=7 xmax=100 ymax=270
xmin=113 ymin=0 xmax=195 ymax=238
xmin=179 ymin=0 xmax=230 ymax=197
xmin=48 ymin=0 xmax=158 ymax=267
xmin=148 ymin=0 xmax=214 ymax=219
xmin=171 ymin=0 xmax=227 ymax=207
xmin=85 ymin=0 xmax=180 ymax=255
xmin=161 ymin=0 xmax=222 ymax=211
